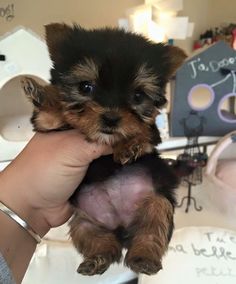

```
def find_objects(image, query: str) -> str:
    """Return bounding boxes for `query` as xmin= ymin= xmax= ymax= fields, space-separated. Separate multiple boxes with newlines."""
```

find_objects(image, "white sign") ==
xmin=139 ymin=227 xmax=236 ymax=284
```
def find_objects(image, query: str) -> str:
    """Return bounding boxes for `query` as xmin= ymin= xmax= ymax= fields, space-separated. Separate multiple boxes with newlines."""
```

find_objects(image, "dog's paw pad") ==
xmin=77 ymin=256 xmax=109 ymax=275
xmin=126 ymin=257 xmax=162 ymax=275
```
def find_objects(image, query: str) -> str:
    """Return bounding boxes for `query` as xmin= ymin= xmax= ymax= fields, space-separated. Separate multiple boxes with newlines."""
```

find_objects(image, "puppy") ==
xmin=22 ymin=23 xmax=186 ymax=275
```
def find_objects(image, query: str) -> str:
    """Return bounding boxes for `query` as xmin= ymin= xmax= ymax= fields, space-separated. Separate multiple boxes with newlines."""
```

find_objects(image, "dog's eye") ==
xmin=133 ymin=91 xmax=146 ymax=105
xmin=79 ymin=81 xmax=95 ymax=94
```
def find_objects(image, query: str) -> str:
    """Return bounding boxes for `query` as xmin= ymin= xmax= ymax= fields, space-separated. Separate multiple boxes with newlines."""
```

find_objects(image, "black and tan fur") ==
xmin=22 ymin=23 xmax=186 ymax=276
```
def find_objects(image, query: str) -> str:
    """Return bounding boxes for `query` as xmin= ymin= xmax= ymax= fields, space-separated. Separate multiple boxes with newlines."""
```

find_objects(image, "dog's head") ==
xmin=24 ymin=23 xmax=186 ymax=145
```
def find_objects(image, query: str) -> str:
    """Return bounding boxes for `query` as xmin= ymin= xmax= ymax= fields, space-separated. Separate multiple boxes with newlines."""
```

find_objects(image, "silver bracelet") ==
xmin=0 ymin=201 xmax=41 ymax=244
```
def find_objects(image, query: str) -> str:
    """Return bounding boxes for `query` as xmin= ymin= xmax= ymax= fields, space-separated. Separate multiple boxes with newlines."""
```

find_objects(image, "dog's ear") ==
xmin=21 ymin=77 xmax=45 ymax=107
xmin=45 ymin=23 xmax=72 ymax=65
xmin=164 ymin=45 xmax=187 ymax=78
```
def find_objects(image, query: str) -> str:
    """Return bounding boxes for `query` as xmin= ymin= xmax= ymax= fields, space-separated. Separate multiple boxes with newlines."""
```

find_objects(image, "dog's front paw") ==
xmin=77 ymin=255 xmax=110 ymax=275
xmin=113 ymin=143 xmax=144 ymax=164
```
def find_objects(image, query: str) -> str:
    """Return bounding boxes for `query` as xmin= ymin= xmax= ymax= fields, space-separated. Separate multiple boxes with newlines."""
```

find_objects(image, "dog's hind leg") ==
xmin=125 ymin=192 xmax=174 ymax=275
xmin=69 ymin=211 xmax=122 ymax=275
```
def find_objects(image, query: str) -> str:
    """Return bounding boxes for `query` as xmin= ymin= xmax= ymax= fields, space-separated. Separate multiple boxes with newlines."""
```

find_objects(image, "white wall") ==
xmin=0 ymin=0 xmax=143 ymax=36
xmin=1 ymin=0 xmax=235 ymax=55
xmin=176 ymin=0 xmax=210 ymax=54
xmin=177 ymin=0 xmax=236 ymax=54
xmin=207 ymin=0 xmax=236 ymax=27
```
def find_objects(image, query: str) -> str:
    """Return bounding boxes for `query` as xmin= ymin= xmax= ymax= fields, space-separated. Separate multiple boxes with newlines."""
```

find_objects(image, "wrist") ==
xmin=0 ymin=193 xmax=50 ymax=238
xmin=0 ymin=201 xmax=42 ymax=243
xmin=0 ymin=172 xmax=51 ymax=238
xmin=0 ymin=207 xmax=37 ymax=283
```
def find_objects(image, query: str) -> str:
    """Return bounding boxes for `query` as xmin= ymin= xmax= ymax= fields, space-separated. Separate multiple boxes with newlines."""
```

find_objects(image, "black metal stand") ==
xmin=176 ymin=181 xmax=202 ymax=213
xmin=176 ymin=111 xmax=206 ymax=213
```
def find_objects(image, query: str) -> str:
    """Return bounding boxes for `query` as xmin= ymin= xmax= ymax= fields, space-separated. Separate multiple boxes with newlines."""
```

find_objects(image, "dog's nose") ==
xmin=101 ymin=112 xmax=121 ymax=127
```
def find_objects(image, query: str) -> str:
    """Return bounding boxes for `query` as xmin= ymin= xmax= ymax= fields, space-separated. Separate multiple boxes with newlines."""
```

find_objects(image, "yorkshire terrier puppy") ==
xmin=21 ymin=23 xmax=186 ymax=275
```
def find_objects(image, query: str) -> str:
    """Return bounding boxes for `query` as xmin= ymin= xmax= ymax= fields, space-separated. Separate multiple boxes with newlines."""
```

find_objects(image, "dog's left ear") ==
xmin=45 ymin=23 xmax=72 ymax=65
xmin=163 ymin=45 xmax=187 ymax=78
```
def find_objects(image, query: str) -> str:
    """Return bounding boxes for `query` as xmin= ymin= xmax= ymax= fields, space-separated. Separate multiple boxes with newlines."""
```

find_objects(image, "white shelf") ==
xmin=158 ymin=136 xmax=219 ymax=152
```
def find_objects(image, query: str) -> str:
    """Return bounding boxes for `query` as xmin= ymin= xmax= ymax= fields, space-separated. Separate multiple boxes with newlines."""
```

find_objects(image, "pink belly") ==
xmin=76 ymin=166 xmax=153 ymax=230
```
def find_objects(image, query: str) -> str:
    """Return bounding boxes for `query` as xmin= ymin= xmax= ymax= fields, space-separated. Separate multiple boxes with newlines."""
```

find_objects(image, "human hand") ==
xmin=0 ymin=130 xmax=111 ymax=237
